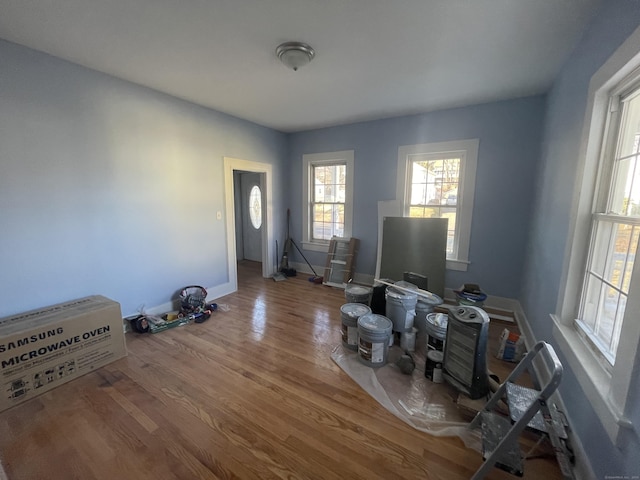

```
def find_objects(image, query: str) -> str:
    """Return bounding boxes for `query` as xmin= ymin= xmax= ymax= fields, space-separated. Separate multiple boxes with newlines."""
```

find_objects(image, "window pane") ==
xmin=581 ymin=273 xmax=602 ymax=331
xmin=595 ymin=284 xmax=618 ymax=348
xmin=409 ymin=156 xmax=460 ymax=257
xmin=611 ymin=92 xmax=640 ymax=215
xmin=311 ymin=161 xmax=347 ymax=241
xmin=249 ymin=185 xmax=262 ymax=229
xmin=622 ymin=226 xmax=639 ymax=292
xmin=581 ymin=217 xmax=637 ymax=362
xmin=312 ymin=202 xmax=345 ymax=240
xmin=410 ymin=206 xmax=440 ymax=218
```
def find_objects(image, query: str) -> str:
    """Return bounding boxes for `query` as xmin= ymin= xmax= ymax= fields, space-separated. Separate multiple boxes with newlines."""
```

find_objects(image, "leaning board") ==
xmin=379 ymin=217 xmax=447 ymax=298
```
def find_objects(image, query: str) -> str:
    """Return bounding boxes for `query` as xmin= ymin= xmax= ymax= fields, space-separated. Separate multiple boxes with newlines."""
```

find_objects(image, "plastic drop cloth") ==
xmin=331 ymin=344 xmax=482 ymax=451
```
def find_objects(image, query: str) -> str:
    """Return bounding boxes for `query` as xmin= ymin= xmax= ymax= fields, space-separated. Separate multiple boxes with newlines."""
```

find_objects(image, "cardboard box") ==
xmin=0 ymin=295 xmax=127 ymax=412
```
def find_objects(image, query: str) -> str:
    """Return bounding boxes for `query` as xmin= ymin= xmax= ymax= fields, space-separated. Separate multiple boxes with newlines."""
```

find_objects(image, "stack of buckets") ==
xmin=385 ymin=280 xmax=427 ymax=353
xmin=341 ymin=284 xmax=393 ymax=368
xmin=414 ymin=292 xmax=444 ymax=352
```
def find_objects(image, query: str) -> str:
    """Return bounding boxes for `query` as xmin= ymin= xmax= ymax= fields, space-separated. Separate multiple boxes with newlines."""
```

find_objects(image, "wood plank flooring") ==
xmin=0 ymin=261 xmax=564 ymax=479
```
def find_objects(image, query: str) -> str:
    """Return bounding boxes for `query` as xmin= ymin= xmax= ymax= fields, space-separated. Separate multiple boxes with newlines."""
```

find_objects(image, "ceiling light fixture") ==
xmin=276 ymin=42 xmax=315 ymax=71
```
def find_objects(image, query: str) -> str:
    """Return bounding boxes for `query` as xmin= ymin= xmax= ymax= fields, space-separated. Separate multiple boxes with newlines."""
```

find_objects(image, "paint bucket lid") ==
xmin=357 ymin=313 xmax=393 ymax=334
xmin=426 ymin=313 xmax=448 ymax=338
xmin=346 ymin=284 xmax=372 ymax=295
xmin=427 ymin=350 xmax=444 ymax=362
xmin=416 ymin=293 xmax=444 ymax=308
xmin=340 ymin=303 xmax=371 ymax=319
xmin=386 ymin=281 xmax=418 ymax=300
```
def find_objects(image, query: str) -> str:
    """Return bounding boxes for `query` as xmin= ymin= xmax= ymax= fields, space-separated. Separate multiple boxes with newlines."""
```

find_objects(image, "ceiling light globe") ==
xmin=276 ymin=42 xmax=315 ymax=71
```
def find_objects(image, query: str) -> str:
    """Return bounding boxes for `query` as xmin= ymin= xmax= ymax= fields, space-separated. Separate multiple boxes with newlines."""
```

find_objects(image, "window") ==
xmin=302 ymin=150 xmax=354 ymax=252
xmin=397 ymin=139 xmax=478 ymax=271
xmin=552 ymin=32 xmax=640 ymax=444
xmin=249 ymin=185 xmax=262 ymax=229
xmin=577 ymin=87 xmax=640 ymax=366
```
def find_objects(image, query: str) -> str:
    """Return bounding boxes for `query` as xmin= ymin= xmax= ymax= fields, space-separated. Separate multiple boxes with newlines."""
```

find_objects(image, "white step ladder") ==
xmin=468 ymin=341 xmax=574 ymax=479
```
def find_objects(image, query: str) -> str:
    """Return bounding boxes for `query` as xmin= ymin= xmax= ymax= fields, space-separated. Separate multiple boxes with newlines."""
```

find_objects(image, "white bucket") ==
xmin=345 ymin=284 xmax=373 ymax=306
xmin=414 ymin=293 xmax=444 ymax=352
xmin=340 ymin=303 xmax=372 ymax=351
xmin=357 ymin=314 xmax=393 ymax=368
xmin=385 ymin=281 xmax=418 ymax=333
xmin=425 ymin=312 xmax=448 ymax=351
xmin=400 ymin=327 xmax=418 ymax=352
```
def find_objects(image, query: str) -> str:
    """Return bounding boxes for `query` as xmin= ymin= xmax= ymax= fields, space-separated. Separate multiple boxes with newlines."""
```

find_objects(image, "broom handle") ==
xmin=374 ymin=278 xmax=439 ymax=302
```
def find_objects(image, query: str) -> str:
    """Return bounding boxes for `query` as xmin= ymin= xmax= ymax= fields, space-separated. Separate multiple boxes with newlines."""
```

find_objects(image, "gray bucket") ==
xmin=340 ymin=303 xmax=372 ymax=351
xmin=385 ymin=281 xmax=418 ymax=332
xmin=357 ymin=313 xmax=393 ymax=368
xmin=345 ymin=284 xmax=373 ymax=306
xmin=425 ymin=312 xmax=448 ymax=351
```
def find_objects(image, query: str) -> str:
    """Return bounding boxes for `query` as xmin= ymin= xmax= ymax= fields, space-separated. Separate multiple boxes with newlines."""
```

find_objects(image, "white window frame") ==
xmin=396 ymin=139 xmax=479 ymax=272
xmin=552 ymin=27 xmax=640 ymax=445
xmin=302 ymin=150 xmax=354 ymax=253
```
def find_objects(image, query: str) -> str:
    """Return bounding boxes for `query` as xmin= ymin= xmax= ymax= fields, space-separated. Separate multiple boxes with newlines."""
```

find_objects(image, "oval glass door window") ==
xmin=249 ymin=185 xmax=262 ymax=229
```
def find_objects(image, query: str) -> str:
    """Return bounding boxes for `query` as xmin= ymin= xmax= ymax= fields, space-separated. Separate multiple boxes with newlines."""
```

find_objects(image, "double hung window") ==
xmin=302 ymin=150 xmax=354 ymax=252
xmin=552 ymin=35 xmax=640 ymax=443
xmin=397 ymin=140 xmax=478 ymax=271
xmin=577 ymin=84 xmax=640 ymax=367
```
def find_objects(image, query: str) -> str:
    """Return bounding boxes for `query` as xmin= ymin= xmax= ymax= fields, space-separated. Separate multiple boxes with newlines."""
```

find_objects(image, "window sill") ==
xmin=551 ymin=314 xmax=633 ymax=445
xmin=301 ymin=241 xmax=329 ymax=253
xmin=446 ymin=258 xmax=470 ymax=272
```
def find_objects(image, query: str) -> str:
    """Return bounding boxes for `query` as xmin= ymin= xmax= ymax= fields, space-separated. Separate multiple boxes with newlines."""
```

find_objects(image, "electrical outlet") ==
xmin=216 ymin=211 xmax=222 ymax=220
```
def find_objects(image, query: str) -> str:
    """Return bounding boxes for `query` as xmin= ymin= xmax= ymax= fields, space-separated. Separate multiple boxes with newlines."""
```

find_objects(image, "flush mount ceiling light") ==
xmin=276 ymin=41 xmax=315 ymax=71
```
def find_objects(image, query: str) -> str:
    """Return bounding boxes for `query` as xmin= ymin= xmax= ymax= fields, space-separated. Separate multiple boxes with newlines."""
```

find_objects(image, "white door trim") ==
xmin=224 ymin=157 xmax=274 ymax=292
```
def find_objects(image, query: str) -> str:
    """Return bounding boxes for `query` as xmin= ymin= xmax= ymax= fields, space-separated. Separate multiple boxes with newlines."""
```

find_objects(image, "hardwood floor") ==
xmin=0 ymin=261 xmax=564 ymax=479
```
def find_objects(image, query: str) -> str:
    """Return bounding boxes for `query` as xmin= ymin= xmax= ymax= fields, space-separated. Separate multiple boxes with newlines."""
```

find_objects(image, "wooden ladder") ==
xmin=323 ymin=237 xmax=358 ymax=288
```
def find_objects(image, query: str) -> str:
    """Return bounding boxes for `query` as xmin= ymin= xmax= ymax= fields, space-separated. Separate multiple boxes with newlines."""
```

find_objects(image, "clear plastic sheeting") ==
xmin=331 ymin=344 xmax=482 ymax=451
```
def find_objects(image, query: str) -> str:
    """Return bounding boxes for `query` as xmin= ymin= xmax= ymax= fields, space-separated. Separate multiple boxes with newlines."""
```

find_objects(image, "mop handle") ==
xmin=374 ymin=278 xmax=439 ymax=302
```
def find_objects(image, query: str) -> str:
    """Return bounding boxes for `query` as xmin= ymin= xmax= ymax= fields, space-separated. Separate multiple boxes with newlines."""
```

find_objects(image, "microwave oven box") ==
xmin=0 ymin=295 xmax=127 ymax=412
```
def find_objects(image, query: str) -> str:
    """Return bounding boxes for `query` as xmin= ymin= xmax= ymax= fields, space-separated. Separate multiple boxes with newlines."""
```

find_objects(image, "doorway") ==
xmin=234 ymin=171 xmax=263 ymax=262
xmin=223 ymin=157 xmax=274 ymax=293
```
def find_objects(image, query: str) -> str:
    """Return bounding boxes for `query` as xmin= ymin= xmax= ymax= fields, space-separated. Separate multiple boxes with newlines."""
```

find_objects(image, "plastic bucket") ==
xmin=385 ymin=281 xmax=418 ymax=332
xmin=357 ymin=314 xmax=393 ymax=368
xmin=414 ymin=293 xmax=444 ymax=351
xmin=425 ymin=312 xmax=448 ymax=351
xmin=345 ymin=284 xmax=373 ymax=306
xmin=400 ymin=327 xmax=418 ymax=352
xmin=425 ymin=350 xmax=444 ymax=382
xmin=340 ymin=303 xmax=372 ymax=351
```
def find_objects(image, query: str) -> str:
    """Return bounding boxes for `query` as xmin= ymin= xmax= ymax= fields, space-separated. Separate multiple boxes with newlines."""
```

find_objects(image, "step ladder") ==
xmin=468 ymin=341 xmax=575 ymax=479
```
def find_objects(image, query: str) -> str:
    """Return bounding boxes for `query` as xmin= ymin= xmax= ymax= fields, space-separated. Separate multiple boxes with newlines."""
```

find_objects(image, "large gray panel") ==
xmin=379 ymin=217 xmax=447 ymax=297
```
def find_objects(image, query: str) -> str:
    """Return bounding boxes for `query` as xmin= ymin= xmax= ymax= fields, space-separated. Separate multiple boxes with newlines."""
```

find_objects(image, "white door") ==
xmin=240 ymin=172 xmax=263 ymax=262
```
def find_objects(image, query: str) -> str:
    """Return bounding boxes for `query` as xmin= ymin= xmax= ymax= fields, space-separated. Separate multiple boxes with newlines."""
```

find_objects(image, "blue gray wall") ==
xmin=287 ymin=97 xmax=546 ymax=299
xmin=521 ymin=1 xmax=640 ymax=477
xmin=0 ymin=39 xmax=288 ymax=317
xmin=3 ymin=4 xmax=640 ymax=474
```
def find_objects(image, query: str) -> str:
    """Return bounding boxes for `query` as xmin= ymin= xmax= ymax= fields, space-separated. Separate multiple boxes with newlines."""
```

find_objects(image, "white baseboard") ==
xmin=126 ymin=282 xmax=236 ymax=318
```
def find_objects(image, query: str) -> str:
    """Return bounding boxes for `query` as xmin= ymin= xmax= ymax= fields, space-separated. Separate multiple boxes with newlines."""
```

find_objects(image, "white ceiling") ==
xmin=0 ymin=0 xmax=602 ymax=133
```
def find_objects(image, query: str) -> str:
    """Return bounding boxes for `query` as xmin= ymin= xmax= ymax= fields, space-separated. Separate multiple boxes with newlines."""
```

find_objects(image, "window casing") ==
xmin=397 ymin=139 xmax=478 ymax=271
xmin=552 ymin=33 xmax=640 ymax=445
xmin=577 ymin=88 xmax=640 ymax=367
xmin=302 ymin=151 xmax=354 ymax=252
